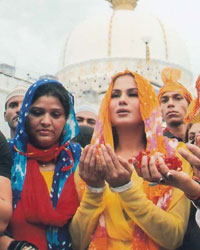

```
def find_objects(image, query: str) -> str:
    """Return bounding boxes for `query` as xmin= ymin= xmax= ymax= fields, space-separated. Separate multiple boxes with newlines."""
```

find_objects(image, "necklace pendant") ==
xmin=38 ymin=161 xmax=47 ymax=167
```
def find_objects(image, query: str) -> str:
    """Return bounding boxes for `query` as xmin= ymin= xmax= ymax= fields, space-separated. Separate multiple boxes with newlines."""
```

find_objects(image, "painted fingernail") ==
xmin=129 ymin=157 xmax=137 ymax=164
xmin=165 ymin=171 xmax=174 ymax=181
xmin=159 ymin=177 xmax=165 ymax=184
xmin=128 ymin=159 xmax=133 ymax=164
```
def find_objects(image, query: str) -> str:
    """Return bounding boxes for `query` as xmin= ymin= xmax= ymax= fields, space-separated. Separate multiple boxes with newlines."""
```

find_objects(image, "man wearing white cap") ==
xmin=75 ymin=104 xmax=98 ymax=128
xmin=4 ymin=85 xmax=27 ymax=139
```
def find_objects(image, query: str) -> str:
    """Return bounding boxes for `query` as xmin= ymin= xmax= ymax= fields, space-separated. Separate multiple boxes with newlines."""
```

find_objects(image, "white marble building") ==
xmin=57 ymin=0 xmax=194 ymax=110
xmin=0 ymin=0 xmax=195 ymax=137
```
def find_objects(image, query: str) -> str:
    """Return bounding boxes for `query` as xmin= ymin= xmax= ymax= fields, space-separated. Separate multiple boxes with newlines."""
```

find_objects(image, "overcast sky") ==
xmin=0 ymin=0 xmax=199 ymax=83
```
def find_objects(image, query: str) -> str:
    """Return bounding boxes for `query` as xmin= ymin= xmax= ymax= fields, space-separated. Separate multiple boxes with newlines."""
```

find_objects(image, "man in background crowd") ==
xmin=4 ymin=85 xmax=27 ymax=139
xmin=158 ymin=68 xmax=200 ymax=250
xmin=158 ymin=68 xmax=193 ymax=142
xmin=75 ymin=104 xmax=98 ymax=128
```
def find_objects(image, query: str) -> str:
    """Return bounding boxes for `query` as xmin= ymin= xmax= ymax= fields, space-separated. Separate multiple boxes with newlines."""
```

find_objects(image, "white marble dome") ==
xmin=57 ymin=0 xmax=193 ymax=106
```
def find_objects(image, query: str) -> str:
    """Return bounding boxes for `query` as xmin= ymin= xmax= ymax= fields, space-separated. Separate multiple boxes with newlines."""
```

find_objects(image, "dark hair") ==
xmin=72 ymin=125 xmax=94 ymax=148
xmin=31 ymin=83 xmax=70 ymax=119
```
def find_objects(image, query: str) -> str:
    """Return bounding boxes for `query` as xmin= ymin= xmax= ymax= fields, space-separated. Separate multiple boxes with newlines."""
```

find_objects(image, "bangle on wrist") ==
xmin=185 ymin=178 xmax=200 ymax=200
xmin=8 ymin=240 xmax=38 ymax=250
xmin=110 ymin=180 xmax=133 ymax=193
xmin=185 ymin=192 xmax=200 ymax=200
xmin=86 ymin=185 xmax=105 ymax=193
xmin=185 ymin=192 xmax=200 ymax=209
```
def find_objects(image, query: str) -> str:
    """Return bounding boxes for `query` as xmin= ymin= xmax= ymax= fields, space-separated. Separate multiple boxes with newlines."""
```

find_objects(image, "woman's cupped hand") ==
xmin=79 ymin=145 xmax=105 ymax=188
xmin=98 ymin=144 xmax=134 ymax=188
xmin=132 ymin=153 xmax=191 ymax=190
xmin=79 ymin=144 xmax=134 ymax=188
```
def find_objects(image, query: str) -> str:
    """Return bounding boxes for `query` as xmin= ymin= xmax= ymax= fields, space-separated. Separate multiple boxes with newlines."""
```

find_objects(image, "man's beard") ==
xmin=169 ymin=120 xmax=183 ymax=127
xmin=8 ymin=121 xmax=17 ymax=131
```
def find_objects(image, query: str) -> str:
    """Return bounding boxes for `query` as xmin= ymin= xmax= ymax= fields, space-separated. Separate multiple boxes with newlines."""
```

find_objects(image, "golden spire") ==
xmin=145 ymin=41 xmax=150 ymax=62
xmin=142 ymin=37 xmax=151 ymax=62
xmin=106 ymin=0 xmax=138 ymax=10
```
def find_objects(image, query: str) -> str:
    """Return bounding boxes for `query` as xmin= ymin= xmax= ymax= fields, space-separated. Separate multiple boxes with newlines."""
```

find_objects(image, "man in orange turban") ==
xmin=175 ymin=75 xmax=200 ymax=250
xmin=158 ymin=67 xmax=193 ymax=142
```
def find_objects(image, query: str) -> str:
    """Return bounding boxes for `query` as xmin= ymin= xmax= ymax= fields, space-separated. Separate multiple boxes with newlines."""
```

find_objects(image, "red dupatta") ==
xmin=10 ymin=144 xmax=79 ymax=249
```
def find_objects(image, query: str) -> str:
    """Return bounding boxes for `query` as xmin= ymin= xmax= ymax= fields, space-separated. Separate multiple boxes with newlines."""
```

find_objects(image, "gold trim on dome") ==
xmin=106 ymin=60 xmax=113 ymax=71
xmin=91 ymin=61 xmax=98 ymax=74
xmin=108 ymin=11 xmax=116 ymax=56
xmin=79 ymin=65 xmax=87 ymax=78
xmin=106 ymin=0 xmax=138 ymax=10
xmin=63 ymin=37 xmax=70 ymax=67
xmin=157 ymin=18 xmax=168 ymax=60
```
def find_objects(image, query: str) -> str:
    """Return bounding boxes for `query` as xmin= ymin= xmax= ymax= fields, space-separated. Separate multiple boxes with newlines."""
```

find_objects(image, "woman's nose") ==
xmin=41 ymin=113 xmax=51 ymax=126
xmin=119 ymin=94 xmax=127 ymax=105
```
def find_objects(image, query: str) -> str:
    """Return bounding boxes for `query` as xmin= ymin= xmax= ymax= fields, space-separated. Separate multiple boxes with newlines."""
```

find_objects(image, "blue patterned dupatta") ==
xmin=9 ymin=79 xmax=81 ymax=249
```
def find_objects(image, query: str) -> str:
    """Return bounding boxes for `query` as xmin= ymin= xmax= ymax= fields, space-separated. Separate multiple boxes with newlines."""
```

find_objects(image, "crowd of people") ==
xmin=0 ymin=67 xmax=200 ymax=250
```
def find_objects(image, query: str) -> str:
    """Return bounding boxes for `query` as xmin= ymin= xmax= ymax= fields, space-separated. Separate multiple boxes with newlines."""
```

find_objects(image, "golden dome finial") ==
xmin=142 ymin=37 xmax=151 ymax=62
xmin=106 ymin=0 xmax=138 ymax=10
xmin=145 ymin=41 xmax=150 ymax=62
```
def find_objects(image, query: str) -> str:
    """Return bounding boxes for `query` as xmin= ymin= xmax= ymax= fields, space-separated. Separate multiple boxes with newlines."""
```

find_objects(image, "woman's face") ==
xmin=26 ymin=95 xmax=66 ymax=149
xmin=188 ymin=123 xmax=200 ymax=146
xmin=109 ymin=74 xmax=142 ymax=127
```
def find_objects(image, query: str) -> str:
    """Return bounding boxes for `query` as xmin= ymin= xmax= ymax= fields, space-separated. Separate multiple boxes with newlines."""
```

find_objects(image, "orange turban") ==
xmin=184 ymin=75 xmax=200 ymax=123
xmin=158 ymin=67 xmax=193 ymax=104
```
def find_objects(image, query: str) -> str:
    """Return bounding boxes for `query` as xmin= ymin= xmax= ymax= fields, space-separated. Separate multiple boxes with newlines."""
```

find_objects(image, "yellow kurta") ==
xmin=40 ymin=170 xmax=54 ymax=194
xmin=69 ymin=143 xmax=192 ymax=250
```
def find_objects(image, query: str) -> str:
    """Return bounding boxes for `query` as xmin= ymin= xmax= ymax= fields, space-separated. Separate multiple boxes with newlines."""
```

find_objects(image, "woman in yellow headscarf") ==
xmin=69 ymin=70 xmax=192 ymax=250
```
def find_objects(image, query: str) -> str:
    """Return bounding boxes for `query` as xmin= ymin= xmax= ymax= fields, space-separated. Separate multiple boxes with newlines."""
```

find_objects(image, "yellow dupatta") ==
xmin=184 ymin=75 xmax=200 ymax=123
xmin=81 ymin=70 xmax=180 ymax=250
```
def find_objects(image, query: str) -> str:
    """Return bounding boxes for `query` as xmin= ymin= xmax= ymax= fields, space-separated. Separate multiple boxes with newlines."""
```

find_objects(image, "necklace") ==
xmin=39 ymin=162 xmax=47 ymax=168
xmin=37 ymin=160 xmax=55 ymax=168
